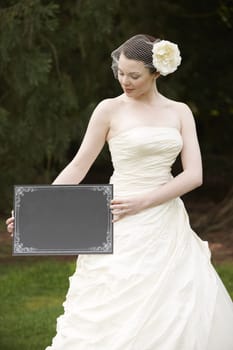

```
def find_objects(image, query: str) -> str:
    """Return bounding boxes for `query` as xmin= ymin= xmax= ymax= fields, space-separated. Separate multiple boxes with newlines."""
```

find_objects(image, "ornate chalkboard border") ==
xmin=13 ymin=184 xmax=113 ymax=255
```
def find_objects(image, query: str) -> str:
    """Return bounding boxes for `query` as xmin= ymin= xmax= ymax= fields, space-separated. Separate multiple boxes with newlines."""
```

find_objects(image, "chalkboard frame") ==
xmin=13 ymin=184 xmax=113 ymax=255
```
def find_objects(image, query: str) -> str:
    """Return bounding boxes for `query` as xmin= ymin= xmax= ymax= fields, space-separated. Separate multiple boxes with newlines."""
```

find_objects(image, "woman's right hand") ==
xmin=6 ymin=215 xmax=14 ymax=236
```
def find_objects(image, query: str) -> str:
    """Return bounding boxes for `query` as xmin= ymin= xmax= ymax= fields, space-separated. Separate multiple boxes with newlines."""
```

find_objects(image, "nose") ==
xmin=121 ymin=75 xmax=131 ymax=86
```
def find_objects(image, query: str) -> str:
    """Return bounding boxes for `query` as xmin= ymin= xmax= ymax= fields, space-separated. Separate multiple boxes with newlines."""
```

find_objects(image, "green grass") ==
xmin=213 ymin=262 xmax=233 ymax=299
xmin=0 ymin=260 xmax=76 ymax=350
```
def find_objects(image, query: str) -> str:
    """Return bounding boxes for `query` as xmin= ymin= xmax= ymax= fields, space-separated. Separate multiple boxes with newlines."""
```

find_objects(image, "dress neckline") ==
xmin=107 ymin=126 xmax=181 ymax=143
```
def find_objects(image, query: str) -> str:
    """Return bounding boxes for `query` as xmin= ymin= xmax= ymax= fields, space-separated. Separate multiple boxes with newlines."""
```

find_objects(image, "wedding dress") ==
xmin=45 ymin=126 xmax=233 ymax=350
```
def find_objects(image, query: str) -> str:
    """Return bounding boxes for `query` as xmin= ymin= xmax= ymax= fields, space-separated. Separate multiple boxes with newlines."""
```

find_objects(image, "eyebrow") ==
xmin=118 ymin=67 xmax=141 ymax=74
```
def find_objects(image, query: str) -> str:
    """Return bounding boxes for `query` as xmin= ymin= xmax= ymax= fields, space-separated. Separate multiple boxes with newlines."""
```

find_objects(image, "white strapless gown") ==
xmin=45 ymin=127 xmax=233 ymax=350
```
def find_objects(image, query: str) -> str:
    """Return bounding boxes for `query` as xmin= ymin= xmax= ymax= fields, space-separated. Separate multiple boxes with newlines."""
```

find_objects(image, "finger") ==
xmin=8 ymin=222 xmax=14 ymax=230
xmin=111 ymin=208 xmax=126 ymax=215
xmin=110 ymin=203 xmax=129 ymax=209
xmin=111 ymin=207 xmax=123 ymax=212
xmin=112 ymin=207 xmax=130 ymax=214
xmin=111 ymin=198 xmax=126 ymax=204
xmin=6 ymin=217 xmax=14 ymax=225
xmin=112 ymin=210 xmax=127 ymax=222
xmin=111 ymin=204 xmax=130 ymax=214
xmin=110 ymin=204 xmax=121 ymax=208
xmin=7 ymin=224 xmax=14 ymax=233
xmin=110 ymin=204 xmax=129 ymax=211
xmin=112 ymin=215 xmax=120 ymax=223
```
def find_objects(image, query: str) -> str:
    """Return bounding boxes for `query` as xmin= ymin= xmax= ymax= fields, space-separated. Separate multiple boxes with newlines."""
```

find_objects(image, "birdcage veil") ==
xmin=110 ymin=34 xmax=181 ymax=78
xmin=111 ymin=34 xmax=161 ymax=79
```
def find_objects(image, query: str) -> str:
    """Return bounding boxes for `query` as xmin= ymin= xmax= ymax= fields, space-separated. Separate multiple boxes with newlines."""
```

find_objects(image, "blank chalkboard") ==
xmin=13 ymin=184 xmax=113 ymax=255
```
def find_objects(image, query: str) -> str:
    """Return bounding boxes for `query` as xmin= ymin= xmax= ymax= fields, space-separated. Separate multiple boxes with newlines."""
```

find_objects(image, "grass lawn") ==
xmin=213 ymin=262 xmax=233 ymax=299
xmin=0 ymin=259 xmax=76 ymax=350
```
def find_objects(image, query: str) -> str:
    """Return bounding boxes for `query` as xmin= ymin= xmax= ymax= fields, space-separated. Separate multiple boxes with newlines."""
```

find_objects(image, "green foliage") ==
xmin=0 ymin=1 xmax=78 ymax=211
xmin=218 ymin=0 xmax=233 ymax=28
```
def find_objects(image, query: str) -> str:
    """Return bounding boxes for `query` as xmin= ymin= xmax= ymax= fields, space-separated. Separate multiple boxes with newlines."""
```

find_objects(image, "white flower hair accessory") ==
xmin=152 ymin=40 xmax=182 ymax=76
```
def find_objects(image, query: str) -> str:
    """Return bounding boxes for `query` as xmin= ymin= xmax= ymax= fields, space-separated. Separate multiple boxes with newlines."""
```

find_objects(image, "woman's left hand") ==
xmin=110 ymin=195 xmax=148 ymax=222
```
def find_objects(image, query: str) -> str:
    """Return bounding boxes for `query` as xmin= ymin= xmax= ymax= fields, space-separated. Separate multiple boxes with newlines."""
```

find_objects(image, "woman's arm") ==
xmin=52 ymin=100 xmax=110 ymax=185
xmin=143 ymin=103 xmax=202 ymax=208
xmin=111 ymin=103 xmax=203 ymax=221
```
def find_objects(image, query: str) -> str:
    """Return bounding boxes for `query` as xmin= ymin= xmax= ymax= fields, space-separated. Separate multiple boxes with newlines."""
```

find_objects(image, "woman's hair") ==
xmin=111 ymin=34 xmax=160 ymax=78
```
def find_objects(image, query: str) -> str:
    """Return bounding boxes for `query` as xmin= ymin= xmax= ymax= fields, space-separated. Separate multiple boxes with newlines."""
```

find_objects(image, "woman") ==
xmin=6 ymin=34 xmax=233 ymax=349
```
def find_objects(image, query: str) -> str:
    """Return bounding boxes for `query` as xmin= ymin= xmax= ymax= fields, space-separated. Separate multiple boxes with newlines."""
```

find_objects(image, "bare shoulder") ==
xmin=175 ymin=101 xmax=193 ymax=115
xmin=92 ymin=96 xmax=122 ymax=122
xmin=95 ymin=96 xmax=122 ymax=112
xmin=177 ymin=102 xmax=196 ymax=133
xmin=166 ymin=98 xmax=192 ymax=115
xmin=165 ymin=98 xmax=196 ymax=129
xmin=174 ymin=102 xmax=198 ymax=140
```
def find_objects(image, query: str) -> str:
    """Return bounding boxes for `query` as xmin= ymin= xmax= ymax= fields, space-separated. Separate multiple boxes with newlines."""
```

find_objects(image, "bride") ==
xmin=6 ymin=34 xmax=233 ymax=350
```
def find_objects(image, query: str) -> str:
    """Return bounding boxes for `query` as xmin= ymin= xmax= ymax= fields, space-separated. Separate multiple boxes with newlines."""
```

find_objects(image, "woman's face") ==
xmin=117 ymin=53 xmax=157 ymax=98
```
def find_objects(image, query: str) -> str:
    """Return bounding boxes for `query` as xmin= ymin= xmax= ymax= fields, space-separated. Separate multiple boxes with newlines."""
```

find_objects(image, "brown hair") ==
xmin=111 ymin=34 xmax=160 ymax=77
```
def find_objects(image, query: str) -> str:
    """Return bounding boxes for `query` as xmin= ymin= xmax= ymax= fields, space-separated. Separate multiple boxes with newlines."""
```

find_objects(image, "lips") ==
xmin=125 ymin=88 xmax=134 ymax=93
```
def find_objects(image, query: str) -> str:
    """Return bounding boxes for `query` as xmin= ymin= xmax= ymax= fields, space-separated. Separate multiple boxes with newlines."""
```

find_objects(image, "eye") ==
xmin=131 ymin=75 xmax=140 ymax=80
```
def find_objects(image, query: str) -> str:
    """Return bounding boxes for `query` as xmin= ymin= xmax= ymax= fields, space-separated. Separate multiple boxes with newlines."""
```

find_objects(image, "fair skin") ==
xmin=6 ymin=52 xmax=202 ymax=231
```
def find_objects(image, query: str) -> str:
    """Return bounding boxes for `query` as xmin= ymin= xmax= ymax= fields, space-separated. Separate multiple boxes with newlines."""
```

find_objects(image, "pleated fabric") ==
xmin=45 ymin=127 xmax=233 ymax=350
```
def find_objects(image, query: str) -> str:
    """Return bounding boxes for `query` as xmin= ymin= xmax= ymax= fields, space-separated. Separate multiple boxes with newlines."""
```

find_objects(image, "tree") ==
xmin=0 ymin=0 xmax=119 ymax=212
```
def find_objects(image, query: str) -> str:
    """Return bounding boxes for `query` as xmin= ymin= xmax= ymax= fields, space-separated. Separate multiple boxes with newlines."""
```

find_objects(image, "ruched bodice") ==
xmin=45 ymin=126 xmax=233 ymax=350
xmin=108 ymin=127 xmax=183 ymax=194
